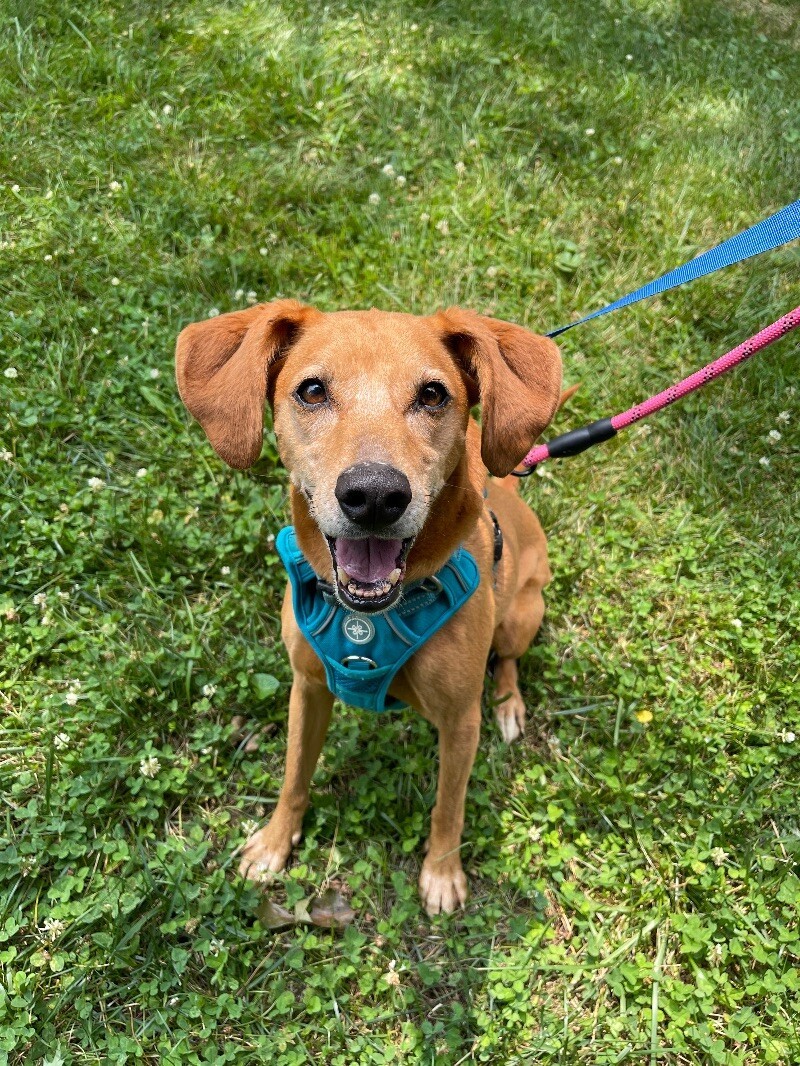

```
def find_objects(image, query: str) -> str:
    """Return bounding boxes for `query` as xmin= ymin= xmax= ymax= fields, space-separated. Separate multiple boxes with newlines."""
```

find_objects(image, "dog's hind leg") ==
xmin=239 ymin=675 xmax=333 ymax=880
xmin=491 ymin=574 xmax=546 ymax=743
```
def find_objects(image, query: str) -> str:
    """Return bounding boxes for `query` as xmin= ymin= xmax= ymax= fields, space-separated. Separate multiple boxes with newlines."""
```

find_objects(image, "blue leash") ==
xmin=510 ymin=197 xmax=800 ymax=475
xmin=546 ymin=198 xmax=800 ymax=339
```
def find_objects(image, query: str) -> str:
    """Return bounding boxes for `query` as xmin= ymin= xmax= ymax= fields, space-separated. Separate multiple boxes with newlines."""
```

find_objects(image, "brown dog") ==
xmin=175 ymin=301 xmax=562 ymax=914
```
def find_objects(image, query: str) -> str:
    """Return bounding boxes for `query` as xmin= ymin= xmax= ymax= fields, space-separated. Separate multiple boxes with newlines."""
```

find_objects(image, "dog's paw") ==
xmin=494 ymin=689 xmax=526 ymax=744
xmin=419 ymin=855 xmax=468 ymax=915
xmin=238 ymin=821 xmax=301 ymax=882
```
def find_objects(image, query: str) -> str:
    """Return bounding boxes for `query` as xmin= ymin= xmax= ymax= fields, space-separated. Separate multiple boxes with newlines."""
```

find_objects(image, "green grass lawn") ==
xmin=1 ymin=0 xmax=799 ymax=1061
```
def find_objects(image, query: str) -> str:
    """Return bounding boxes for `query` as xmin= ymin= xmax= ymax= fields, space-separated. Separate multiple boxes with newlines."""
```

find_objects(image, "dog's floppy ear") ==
xmin=431 ymin=307 xmax=562 ymax=477
xmin=175 ymin=299 xmax=318 ymax=469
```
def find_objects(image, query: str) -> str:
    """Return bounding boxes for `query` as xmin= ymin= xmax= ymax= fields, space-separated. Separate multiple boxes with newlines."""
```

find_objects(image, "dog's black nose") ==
xmin=335 ymin=463 xmax=412 ymax=530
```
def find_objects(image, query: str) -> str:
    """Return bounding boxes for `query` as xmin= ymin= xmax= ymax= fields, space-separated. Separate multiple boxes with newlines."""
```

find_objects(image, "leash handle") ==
xmin=517 ymin=304 xmax=800 ymax=473
xmin=546 ymin=200 xmax=800 ymax=339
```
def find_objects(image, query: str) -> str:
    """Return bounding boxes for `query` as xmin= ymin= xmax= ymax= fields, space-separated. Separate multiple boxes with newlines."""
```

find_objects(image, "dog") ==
xmin=175 ymin=301 xmax=562 ymax=914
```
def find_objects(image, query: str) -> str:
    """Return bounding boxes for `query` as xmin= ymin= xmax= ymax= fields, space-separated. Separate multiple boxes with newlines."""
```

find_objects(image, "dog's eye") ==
xmin=417 ymin=382 xmax=449 ymax=409
xmin=295 ymin=378 xmax=328 ymax=406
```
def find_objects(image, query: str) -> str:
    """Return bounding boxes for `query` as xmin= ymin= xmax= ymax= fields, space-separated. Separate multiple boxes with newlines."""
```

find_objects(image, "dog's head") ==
xmin=176 ymin=301 xmax=561 ymax=613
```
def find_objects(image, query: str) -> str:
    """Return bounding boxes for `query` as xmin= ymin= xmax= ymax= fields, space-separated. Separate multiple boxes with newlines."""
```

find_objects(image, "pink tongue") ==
xmin=336 ymin=537 xmax=402 ymax=583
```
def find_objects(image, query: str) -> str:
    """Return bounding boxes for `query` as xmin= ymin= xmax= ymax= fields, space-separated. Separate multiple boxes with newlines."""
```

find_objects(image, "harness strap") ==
xmin=489 ymin=509 xmax=503 ymax=566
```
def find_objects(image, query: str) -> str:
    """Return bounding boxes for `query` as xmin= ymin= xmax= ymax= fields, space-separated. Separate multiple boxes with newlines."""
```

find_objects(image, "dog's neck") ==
xmin=289 ymin=421 xmax=487 ymax=583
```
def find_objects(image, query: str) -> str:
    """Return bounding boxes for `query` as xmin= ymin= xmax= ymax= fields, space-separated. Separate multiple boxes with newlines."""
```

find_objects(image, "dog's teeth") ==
xmin=347 ymin=583 xmax=357 ymax=594
xmin=388 ymin=569 xmax=401 ymax=586
xmin=337 ymin=567 xmax=349 ymax=585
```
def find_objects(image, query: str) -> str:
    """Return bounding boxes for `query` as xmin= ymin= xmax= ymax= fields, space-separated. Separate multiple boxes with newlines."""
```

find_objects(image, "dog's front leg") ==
xmin=418 ymin=701 xmax=481 ymax=915
xmin=239 ymin=674 xmax=333 ymax=880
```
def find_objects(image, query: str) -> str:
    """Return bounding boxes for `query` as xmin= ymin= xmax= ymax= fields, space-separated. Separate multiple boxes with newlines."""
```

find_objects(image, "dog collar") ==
xmin=276 ymin=526 xmax=480 ymax=712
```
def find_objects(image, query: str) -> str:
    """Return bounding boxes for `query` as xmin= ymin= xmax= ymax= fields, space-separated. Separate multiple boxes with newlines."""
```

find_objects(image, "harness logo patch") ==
xmin=342 ymin=614 xmax=375 ymax=645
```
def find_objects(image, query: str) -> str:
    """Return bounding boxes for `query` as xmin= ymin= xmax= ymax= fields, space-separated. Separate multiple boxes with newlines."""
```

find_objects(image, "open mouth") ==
xmin=326 ymin=535 xmax=414 ymax=613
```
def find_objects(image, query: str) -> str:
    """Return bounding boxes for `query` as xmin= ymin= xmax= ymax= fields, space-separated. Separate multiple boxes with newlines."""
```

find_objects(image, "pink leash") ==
xmin=516 ymin=304 xmax=800 ymax=474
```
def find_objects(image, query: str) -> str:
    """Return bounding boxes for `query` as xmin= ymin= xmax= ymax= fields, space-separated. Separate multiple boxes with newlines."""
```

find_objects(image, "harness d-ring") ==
xmin=419 ymin=575 xmax=443 ymax=595
xmin=341 ymin=654 xmax=378 ymax=669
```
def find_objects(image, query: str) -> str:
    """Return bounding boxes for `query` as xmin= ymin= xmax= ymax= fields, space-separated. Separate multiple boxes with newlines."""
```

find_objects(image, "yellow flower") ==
xmin=635 ymin=709 xmax=653 ymax=724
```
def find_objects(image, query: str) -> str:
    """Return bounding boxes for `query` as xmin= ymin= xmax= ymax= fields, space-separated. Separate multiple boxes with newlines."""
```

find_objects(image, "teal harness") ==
xmin=276 ymin=526 xmax=480 ymax=712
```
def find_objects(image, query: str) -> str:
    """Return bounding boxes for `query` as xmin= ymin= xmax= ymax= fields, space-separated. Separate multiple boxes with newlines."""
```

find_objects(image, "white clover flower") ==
xmin=368 ymin=192 xmax=381 ymax=205
xmin=486 ymin=265 xmax=499 ymax=278
xmin=162 ymin=104 xmax=173 ymax=115
xmin=44 ymin=254 xmax=53 ymax=262
xmin=0 ymin=450 xmax=12 ymax=462
xmin=87 ymin=477 xmax=105 ymax=491
xmin=613 ymin=156 xmax=623 ymax=165
xmin=468 ymin=138 xmax=477 ymax=147
xmin=710 ymin=847 xmax=728 ymax=866
xmin=4 ymin=367 xmax=18 ymax=378
xmin=768 ymin=429 xmax=781 ymax=442
xmin=234 ymin=288 xmax=244 ymax=300
xmin=455 ymin=160 xmax=466 ymax=175
xmin=136 ymin=467 xmax=148 ymax=478
xmin=259 ymin=247 xmax=268 ymax=255
xmin=395 ymin=175 xmax=406 ymax=186
xmin=420 ymin=212 xmax=430 ymax=223
xmin=91 ymin=326 xmax=99 ymax=335
xmin=33 ymin=592 xmax=48 ymax=608
xmin=220 ymin=565 xmax=231 ymax=575
xmin=202 ymin=683 xmax=217 ymax=698
xmin=139 ymin=756 xmax=161 ymax=778
xmin=314 ymin=100 xmax=324 ymax=110
xmin=109 ymin=180 xmax=122 ymax=192
xmin=782 ymin=730 xmax=796 ymax=743
xmin=435 ymin=219 xmax=449 ymax=235
xmin=110 ymin=277 xmax=120 ymax=286
xmin=758 ymin=456 xmax=770 ymax=468
xmin=11 ymin=184 xmax=20 ymax=193
xmin=626 ymin=54 xmax=633 ymax=60
xmin=585 ymin=127 xmax=595 ymax=136
xmin=149 ymin=368 xmax=160 ymax=379
xmin=246 ymin=291 xmax=258 ymax=304
xmin=776 ymin=410 xmax=790 ymax=424
xmin=54 ymin=732 xmax=70 ymax=749
xmin=39 ymin=917 xmax=65 ymax=941
xmin=65 ymin=692 xmax=79 ymax=707
xmin=208 ymin=308 xmax=220 ymax=318
xmin=731 ymin=618 xmax=743 ymax=629
xmin=381 ymin=163 xmax=395 ymax=177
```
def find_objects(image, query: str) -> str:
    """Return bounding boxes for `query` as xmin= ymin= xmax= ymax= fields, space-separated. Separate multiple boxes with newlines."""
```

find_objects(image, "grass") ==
xmin=1 ymin=0 xmax=799 ymax=1061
